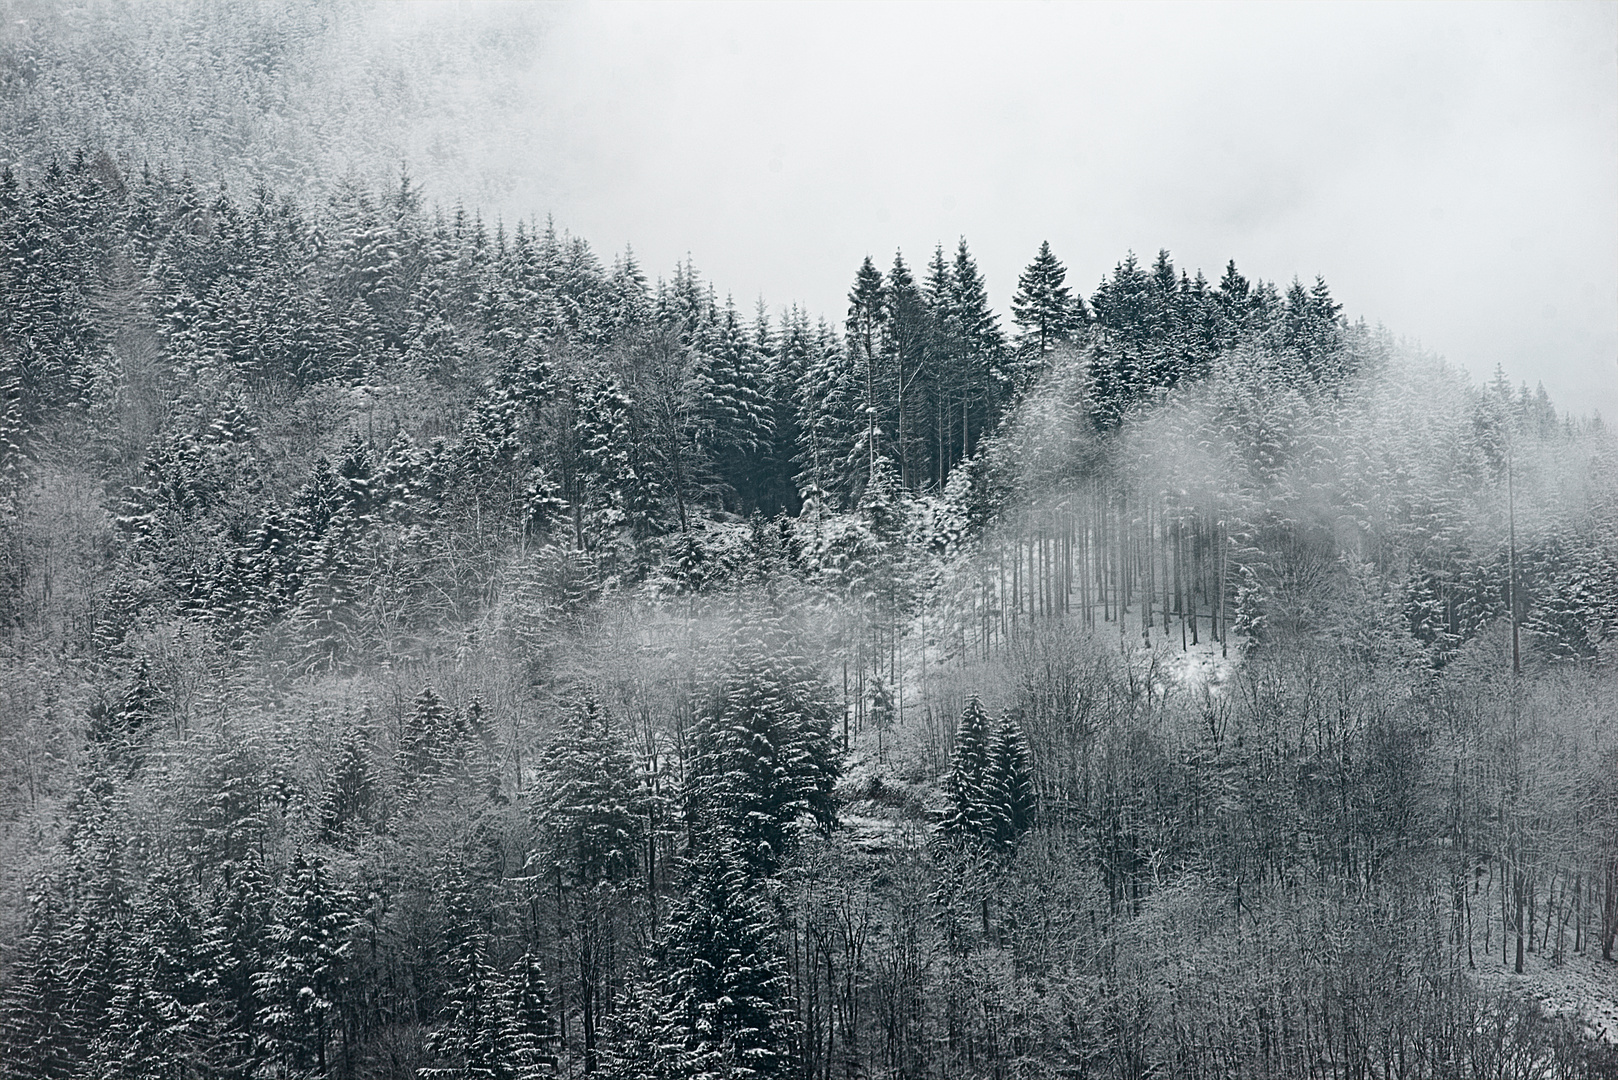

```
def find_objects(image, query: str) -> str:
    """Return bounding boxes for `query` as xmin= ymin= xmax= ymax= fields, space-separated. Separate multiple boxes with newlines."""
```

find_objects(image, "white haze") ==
xmin=397 ymin=0 xmax=1616 ymax=420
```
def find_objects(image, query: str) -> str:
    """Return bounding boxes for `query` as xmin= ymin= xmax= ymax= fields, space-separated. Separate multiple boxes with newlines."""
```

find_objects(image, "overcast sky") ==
xmin=454 ymin=1 xmax=1616 ymax=419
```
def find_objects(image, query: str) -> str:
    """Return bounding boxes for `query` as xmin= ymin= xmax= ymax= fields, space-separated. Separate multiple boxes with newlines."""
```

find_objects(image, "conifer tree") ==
xmin=528 ymin=694 xmax=646 ymax=1072
xmin=503 ymin=952 xmax=559 ymax=1079
xmin=0 ymin=889 xmax=80 ymax=1078
xmin=687 ymin=625 xmax=839 ymax=878
xmin=422 ymin=863 xmax=515 ymax=1080
xmin=985 ymin=718 xmax=1037 ymax=853
xmin=947 ymin=238 xmax=1007 ymax=451
xmin=884 ymin=251 xmax=931 ymax=489
xmin=92 ymin=869 xmax=227 ymax=1078
xmin=792 ymin=318 xmax=860 ymax=508
xmin=702 ymin=297 xmax=774 ymax=512
xmin=320 ymin=723 xmax=377 ymax=841
xmin=943 ymin=696 xmax=994 ymax=840
xmin=650 ymin=843 xmax=795 ymax=1079
xmin=845 ymin=256 xmax=889 ymax=485
xmin=255 ymin=851 xmax=355 ymax=1078
xmin=1011 ymin=240 xmax=1082 ymax=375
xmin=203 ymin=853 xmax=272 ymax=1075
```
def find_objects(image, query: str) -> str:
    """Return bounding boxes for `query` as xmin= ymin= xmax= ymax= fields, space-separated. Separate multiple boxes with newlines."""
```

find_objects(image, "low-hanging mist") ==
xmin=2 ymin=3 xmax=1616 ymax=1076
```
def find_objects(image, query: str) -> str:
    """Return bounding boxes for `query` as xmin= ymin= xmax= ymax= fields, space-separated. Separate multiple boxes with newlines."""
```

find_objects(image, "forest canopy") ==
xmin=1 ymin=5 xmax=1616 ymax=1078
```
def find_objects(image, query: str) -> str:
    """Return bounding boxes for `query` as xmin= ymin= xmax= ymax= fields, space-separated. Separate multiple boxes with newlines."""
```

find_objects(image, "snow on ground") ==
xmin=1474 ymin=945 xmax=1618 ymax=1044
xmin=1163 ymin=638 xmax=1239 ymax=697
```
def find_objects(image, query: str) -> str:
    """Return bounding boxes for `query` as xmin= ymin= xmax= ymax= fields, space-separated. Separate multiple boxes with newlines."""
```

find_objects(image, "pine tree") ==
xmin=289 ymin=502 xmax=363 ymax=671
xmin=947 ymin=238 xmax=1007 ymax=452
xmin=985 ymin=718 xmax=1037 ymax=854
xmin=651 ymin=843 xmax=795 ymax=1079
xmin=529 ymin=694 xmax=646 ymax=890
xmin=422 ymin=863 xmax=515 ymax=1080
xmin=942 ymin=696 xmax=994 ymax=840
xmin=845 ymin=255 xmax=888 ymax=485
xmin=320 ymin=723 xmax=377 ymax=841
xmin=1011 ymin=240 xmax=1082 ymax=377
xmin=0 ymin=888 xmax=80 ymax=1079
xmin=503 ymin=952 xmax=559 ymax=1079
xmin=756 ymin=301 xmax=802 ymax=516
xmin=1281 ymin=274 xmax=1346 ymax=388
xmin=702 ymin=296 xmax=774 ymax=512
xmin=687 ymin=624 xmax=839 ymax=878
xmin=921 ymin=244 xmax=960 ymax=484
xmin=255 ymin=851 xmax=355 ymax=1077
xmin=792 ymin=318 xmax=860 ymax=509
xmin=203 ymin=854 xmax=272 ymax=1076
xmin=942 ymin=701 xmax=1035 ymax=855
xmin=91 ymin=868 xmax=227 ymax=1078
xmin=884 ymin=251 xmax=931 ymax=489
xmin=527 ymin=694 xmax=646 ymax=1073
xmin=401 ymin=683 xmax=463 ymax=783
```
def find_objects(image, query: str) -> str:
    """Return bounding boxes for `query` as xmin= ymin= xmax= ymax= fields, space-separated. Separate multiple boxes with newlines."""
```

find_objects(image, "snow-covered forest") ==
xmin=1 ymin=3 xmax=1615 ymax=1079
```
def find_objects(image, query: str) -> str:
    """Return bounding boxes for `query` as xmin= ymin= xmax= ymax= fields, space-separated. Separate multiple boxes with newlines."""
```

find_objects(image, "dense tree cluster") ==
xmin=1 ymin=142 xmax=1616 ymax=1080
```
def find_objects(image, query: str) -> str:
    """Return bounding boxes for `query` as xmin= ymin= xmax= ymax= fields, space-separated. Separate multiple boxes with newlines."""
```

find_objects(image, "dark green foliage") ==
xmin=1010 ymin=240 xmax=1084 ymax=378
xmin=643 ymin=845 xmax=796 ymax=1080
xmin=504 ymin=952 xmax=559 ymax=1079
xmin=421 ymin=864 xmax=516 ymax=1080
xmin=942 ymin=698 xmax=1035 ymax=855
xmin=528 ymin=695 xmax=644 ymax=888
xmin=687 ymin=627 xmax=840 ymax=877
xmin=320 ymin=724 xmax=378 ymax=842
xmin=254 ymin=851 xmax=356 ymax=1077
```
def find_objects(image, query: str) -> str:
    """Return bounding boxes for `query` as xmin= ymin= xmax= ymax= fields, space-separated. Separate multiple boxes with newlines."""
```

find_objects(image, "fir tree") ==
xmin=687 ymin=625 xmax=839 ymax=878
xmin=985 ymin=717 xmax=1037 ymax=854
xmin=527 ymin=693 xmax=646 ymax=1072
xmin=91 ymin=868 xmax=227 ymax=1078
xmin=845 ymin=255 xmax=888 ymax=485
xmin=422 ymin=863 xmax=515 ymax=1080
xmin=650 ymin=843 xmax=795 ymax=1079
xmin=942 ymin=696 xmax=994 ymax=841
xmin=1011 ymin=240 xmax=1082 ymax=375
xmin=503 ymin=952 xmax=559 ymax=1079
xmin=320 ymin=723 xmax=377 ymax=842
xmin=254 ymin=851 xmax=355 ymax=1077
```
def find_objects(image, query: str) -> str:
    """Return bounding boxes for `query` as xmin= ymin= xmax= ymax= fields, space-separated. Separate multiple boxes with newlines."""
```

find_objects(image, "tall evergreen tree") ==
xmin=687 ymin=626 xmax=839 ymax=877
xmin=254 ymin=851 xmax=355 ymax=1077
xmin=883 ymin=251 xmax=931 ymax=489
xmin=845 ymin=255 xmax=888 ymax=487
xmin=528 ymin=694 xmax=646 ymax=1073
xmin=1011 ymin=240 xmax=1083 ymax=377
xmin=942 ymin=696 xmax=994 ymax=840
xmin=947 ymin=238 xmax=1007 ymax=451
xmin=649 ymin=843 xmax=795 ymax=1080
xmin=422 ymin=862 xmax=516 ymax=1080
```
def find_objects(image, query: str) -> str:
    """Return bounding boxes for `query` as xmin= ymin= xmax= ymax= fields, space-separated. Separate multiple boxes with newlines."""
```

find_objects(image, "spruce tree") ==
xmin=884 ymin=251 xmax=930 ymax=489
xmin=651 ymin=843 xmax=795 ymax=1079
xmin=254 ymin=851 xmax=355 ymax=1077
xmin=503 ymin=952 xmax=559 ymax=1079
xmin=422 ymin=863 xmax=515 ymax=1080
xmin=985 ymin=718 xmax=1037 ymax=854
xmin=1011 ymin=240 xmax=1081 ymax=375
xmin=687 ymin=624 xmax=839 ymax=877
xmin=947 ymin=238 xmax=1007 ymax=450
xmin=91 ymin=868 xmax=226 ymax=1078
xmin=320 ymin=723 xmax=377 ymax=842
xmin=528 ymin=694 xmax=646 ymax=1072
xmin=942 ymin=696 xmax=994 ymax=841
xmin=845 ymin=255 xmax=888 ymax=483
